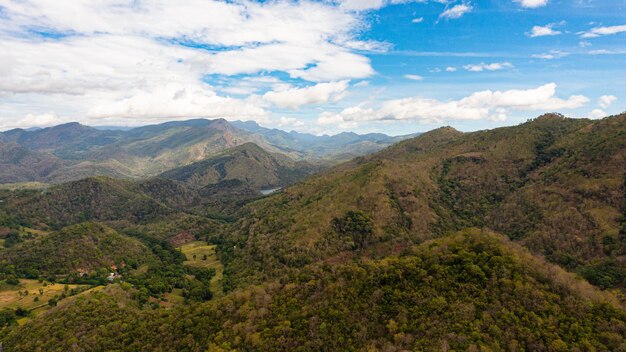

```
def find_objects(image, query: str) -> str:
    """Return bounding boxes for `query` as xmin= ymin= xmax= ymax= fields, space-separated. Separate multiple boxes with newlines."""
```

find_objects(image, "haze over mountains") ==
xmin=0 ymin=118 xmax=415 ymax=185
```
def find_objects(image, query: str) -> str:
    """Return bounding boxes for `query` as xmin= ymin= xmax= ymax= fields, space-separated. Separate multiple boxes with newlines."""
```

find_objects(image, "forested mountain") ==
xmin=0 ymin=141 xmax=66 ymax=183
xmin=0 ymin=176 xmax=175 ymax=229
xmin=0 ymin=222 xmax=155 ymax=278
xmin=0 ymin=118 xmax=407 ymax=183
xmin=218 ymin=113 xmax=626 ymax=290
xmin=0 ymin=113 xmax=625 ymax=351
xmin=3 ymin=230 xmax=626 ymax=351
xmin=160 ymin=142 xmax=319 ymax=190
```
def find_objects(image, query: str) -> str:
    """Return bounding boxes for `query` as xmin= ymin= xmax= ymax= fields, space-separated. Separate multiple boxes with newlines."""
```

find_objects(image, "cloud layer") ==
xmin=318 ymin=83 xmax=588 ymax=126
xmin=0 ymin=0 xmax=379 ymax=128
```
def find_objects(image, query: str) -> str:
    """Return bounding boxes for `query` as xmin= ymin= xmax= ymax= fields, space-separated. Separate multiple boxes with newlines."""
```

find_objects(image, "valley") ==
xmin=0 ymin=113 xmax=624 ymax=350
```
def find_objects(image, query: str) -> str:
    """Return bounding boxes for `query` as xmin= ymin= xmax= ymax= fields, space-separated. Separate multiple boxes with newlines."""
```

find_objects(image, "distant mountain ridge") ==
xmin=231 ymin=120 xmax=418 ymax=159
xmin=0 ymin=119 xmax=415 ymax=184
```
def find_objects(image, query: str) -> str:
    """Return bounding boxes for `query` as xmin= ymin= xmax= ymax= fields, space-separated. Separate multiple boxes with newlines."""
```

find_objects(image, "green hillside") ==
xmin=0 ymin=222 xmax=155 ymax=278
xmin=0 ymin=119 xmax=397 ymax=183
xmin=0 ymin=176 xmax=175 ymax=229
xmin=160 ymin=142 xmax=318 ymax=190
xmin=0 ymin=114 xmax=624 ymax=350
xmin=3 ymin=230 xmax=625 ymax=351
xmin=218 ymin=113 xmax=626 ymax=289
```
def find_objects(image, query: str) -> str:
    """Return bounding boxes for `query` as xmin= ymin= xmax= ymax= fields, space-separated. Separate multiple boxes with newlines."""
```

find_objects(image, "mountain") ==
xmin=3 ymin=230 xmax=625 ymax=351
xmin=2 ymin=122 xmax=123 ymax=159
xmin=0 ymin=141 xmax=66 ymax=183
xmin=1 ymin=113 xmax=625 ymax=350
xmin=0 ymin=222 xmax=155 ymax=277
xmin=0 ymin=176 xmax=175 ymax=229
xmin=160 ymin=142 xmax=319 ymax=190
xmin=232 ymin=119 xmax=418 ymax=160
xmin=0 ymin=119 xmax=412 ymax=184
xmin=217 ymin=113 xmax=626 ymax=290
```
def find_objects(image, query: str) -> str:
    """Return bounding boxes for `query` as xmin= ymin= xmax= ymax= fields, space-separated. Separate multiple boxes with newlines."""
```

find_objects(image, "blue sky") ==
xmin=0 ymin=0 xmax=624 ymax=135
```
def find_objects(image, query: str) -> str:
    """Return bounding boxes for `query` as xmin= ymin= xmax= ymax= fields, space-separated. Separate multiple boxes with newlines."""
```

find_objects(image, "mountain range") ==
xmin=0 ymin=112 xmax=625 ymax=351
xmin=0 ymin=119 xmax=414 ymax=185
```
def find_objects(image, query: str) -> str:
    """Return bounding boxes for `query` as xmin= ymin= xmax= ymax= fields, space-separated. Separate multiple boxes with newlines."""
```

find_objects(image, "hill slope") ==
xmin=3 ymin=230 xmax=625 ymax=351
xmin=0 ymin=176 xmax=175 ymax=229
xmin=0 ymin=222 xmax=155 ymax=277
xmin=219 ymin=113 xmax=626 ymax=289
xmin=0 ymin=119 xmax=407 ymax=183
xmin=160 ymin=142 xmax=318 ymax=190
xmin=0 ymin=142 xmax=66 ymax=183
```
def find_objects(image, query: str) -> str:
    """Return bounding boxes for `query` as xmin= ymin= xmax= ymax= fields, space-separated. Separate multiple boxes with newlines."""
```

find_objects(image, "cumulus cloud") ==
xmin=581 ymin=24 xmax=626 ymax=38
xmin=336 ymin=0 xmax=437 ymax=11
xmin=527 ymin=24 xmax=562 ymax=37
xmin=588 ymin=109 xmax=606 ymax=119
xmin=87 ymin=83 xmax=268 ymax=121
xmin=446 ymin=67 xmax=458 ymax=72
xmin=464 ymin=62 xmax=514 ymax=72
xmin=261 ymin=81 xmax=350 ymax=109
xmin=0 ymin=0 xmax=381 ymax=126
xmin=439 ymin=4 xmax=472 ymax=20
xmin=277 ymin=116 xmax=306 ymax=128
xmin=13 ymin=113 xmax=69 ymax=129
xmin=514 ymin=0 xmax=548 ymax=8
xmin=317 ymin=83 xmax=588 ymax=125
xmin=598 ymin=95 xmax=617 ymax=109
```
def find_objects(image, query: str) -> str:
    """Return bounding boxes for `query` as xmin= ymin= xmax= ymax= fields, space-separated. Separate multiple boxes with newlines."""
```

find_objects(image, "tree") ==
xmin=331 ymin=211 xmax=374 ymax=250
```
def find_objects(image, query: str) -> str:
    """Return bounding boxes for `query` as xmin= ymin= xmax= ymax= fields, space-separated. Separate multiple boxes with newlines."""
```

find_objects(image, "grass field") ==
xmin=0 ymin=279 xmax=93 ymax=322
xmin=179 ymin=241 xmax=223 ymax=295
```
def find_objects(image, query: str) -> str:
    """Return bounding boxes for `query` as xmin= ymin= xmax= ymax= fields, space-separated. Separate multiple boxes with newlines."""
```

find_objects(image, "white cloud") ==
xmin=13 ymin=113 xmax=69 ymax=129
xmin=587 ymin=49 xmax=626 ymax=55
xmin=588 ymin=109 xmax=606 ymax=119
xmin=532 ymin=50 xmax=569 ymax=60
xmin=0 ymin=0 xmax=382 ymax=126
xmin=87 ymin=83 xmax=268 ymax=121
xmin=277 ymin=116 xmax=305 ymax=128
xmin=338 ymin=0 xmax=386 ymax=11
xmin=261 ymin=81 xmax=350 ymax=109
xmin=598 ymin=95 xmax=617 ymax=109
xmin=404 ymin=74 xmax=424 ymax=81
xmin=337 ymin=0 xmax=434 ymax=11
xmin=464 ymin=62 xmax=514 ymax=72
xmin=527 ymin=24 xmax=562 ymax=37
xmin=445 ymin=66 xmax=457 ymax=72
xmin=318 ymin=83 xmax=588 ymax=125
xmin=581 ymin=24 xmax=626 ymax=38
xmin=412 ymin=17 xmax=424 ymax=23
xmin=439 ymin=4 xmax=472 ymax=20
xmin=514 ymin=0 xmax=548 ymax=8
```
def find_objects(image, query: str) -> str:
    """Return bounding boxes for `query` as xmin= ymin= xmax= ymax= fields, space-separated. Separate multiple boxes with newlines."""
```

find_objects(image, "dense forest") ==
xmin=0 ymin=113 xmax=624 ymax=350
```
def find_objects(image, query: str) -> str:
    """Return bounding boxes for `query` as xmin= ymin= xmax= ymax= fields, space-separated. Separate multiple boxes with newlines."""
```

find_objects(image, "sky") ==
xmin=0 ymin=0 xmax=625 ymax=135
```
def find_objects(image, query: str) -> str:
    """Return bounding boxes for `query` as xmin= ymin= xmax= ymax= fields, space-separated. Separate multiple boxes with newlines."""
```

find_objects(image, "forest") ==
xmin=0 ymin=113 xmax=624 ymax=351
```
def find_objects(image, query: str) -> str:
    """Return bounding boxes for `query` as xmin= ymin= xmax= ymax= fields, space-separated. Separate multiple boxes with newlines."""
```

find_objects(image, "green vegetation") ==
xmin=0 ymin=114 xmax=624 ymax=350
xmin=0 ymin=222 xmax=154 ymax=281
xmin=0 ymin=118 xmax=396 ymax=184
xmin=160 ymin=142 xmax=317 ymax=191
xmin=3 ymin=231 xmax=625 ymax=351
xmin=331 ymin=210 xmax=374 ymax=249
xmin=179 ymin=241 xmax=223 ymax=294
xmin=219 ymin=113 xmax=626 ymax=290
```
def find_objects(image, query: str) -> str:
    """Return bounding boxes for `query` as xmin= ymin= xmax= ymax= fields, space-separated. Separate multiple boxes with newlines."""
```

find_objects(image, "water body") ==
xmin=260 ymin=187 xmax=281 ymax=195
